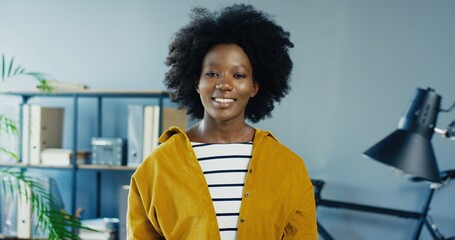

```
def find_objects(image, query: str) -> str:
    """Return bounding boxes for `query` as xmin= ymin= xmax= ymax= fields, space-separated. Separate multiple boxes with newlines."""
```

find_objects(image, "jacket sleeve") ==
xmin=282 ymin=184 xmax=318 ymax=239
xmin=127 ymin=176 xmax=164 ymax=240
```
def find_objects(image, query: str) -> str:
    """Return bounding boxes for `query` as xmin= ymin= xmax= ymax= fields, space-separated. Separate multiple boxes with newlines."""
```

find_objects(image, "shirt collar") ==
xmin=158 ymin=126 xmax=278 ymax=144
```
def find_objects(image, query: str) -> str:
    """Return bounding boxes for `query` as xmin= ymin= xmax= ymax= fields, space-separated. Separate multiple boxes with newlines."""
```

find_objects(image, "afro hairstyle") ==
xmin=164 ymin=3 xmax=294 ymax=123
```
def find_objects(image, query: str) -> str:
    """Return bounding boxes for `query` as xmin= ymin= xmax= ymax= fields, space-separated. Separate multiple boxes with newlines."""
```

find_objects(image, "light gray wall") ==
xmin=1 ymin=1 xmax=454 ymax=239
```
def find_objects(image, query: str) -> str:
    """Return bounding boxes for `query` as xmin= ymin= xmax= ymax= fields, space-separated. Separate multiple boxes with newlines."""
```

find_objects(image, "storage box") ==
xmin=91 ymin=138 xmax=126 ymax=166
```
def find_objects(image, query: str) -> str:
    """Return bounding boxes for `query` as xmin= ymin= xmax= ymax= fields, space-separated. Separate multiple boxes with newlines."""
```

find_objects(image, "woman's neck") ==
xmin=187 ymin=118 xmax=255 ymax=143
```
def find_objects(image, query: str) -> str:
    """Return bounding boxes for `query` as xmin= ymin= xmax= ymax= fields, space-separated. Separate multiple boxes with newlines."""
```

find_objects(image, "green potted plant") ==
xmin=1 ymin=53 xmax=92 ymax=239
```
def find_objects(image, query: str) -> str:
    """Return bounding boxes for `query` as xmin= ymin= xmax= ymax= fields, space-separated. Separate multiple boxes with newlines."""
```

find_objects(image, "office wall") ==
xmin=1 ymin=1 xmax=454 ymax=239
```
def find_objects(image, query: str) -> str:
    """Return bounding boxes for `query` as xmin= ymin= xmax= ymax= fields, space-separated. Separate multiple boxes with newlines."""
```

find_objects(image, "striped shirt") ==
xmin=191 ymin=142 xmax=253 ymax=240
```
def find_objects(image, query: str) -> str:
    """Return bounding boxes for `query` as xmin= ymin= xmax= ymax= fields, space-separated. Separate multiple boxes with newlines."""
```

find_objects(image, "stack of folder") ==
xmin=127 ymin=105 xmax=187 ymax=167
xmin=21 ymin=104 xmax=64 ymax=165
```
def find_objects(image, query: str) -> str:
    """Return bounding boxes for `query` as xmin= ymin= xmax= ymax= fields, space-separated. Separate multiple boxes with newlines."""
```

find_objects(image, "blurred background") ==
xmin=1 ymin=1 xmax=454 ymax=239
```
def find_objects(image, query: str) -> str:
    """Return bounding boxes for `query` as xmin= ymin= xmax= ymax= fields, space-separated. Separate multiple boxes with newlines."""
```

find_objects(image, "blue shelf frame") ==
xmin=2 ymin=90 xmax=170 ymax=217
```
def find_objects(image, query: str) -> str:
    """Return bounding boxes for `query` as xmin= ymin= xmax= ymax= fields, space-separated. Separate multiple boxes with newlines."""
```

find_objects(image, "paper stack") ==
xmin=78 ymin=218 xmax=119 ymax=240
xmin=41 ymin=148 xmax=90 ymax=166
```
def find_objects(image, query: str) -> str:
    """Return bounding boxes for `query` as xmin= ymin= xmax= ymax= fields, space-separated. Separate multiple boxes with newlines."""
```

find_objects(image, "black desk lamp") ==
xmin=364 ymin=87 xmax=451 ymax=183
xmin=315 ymin=87 xmax=455 ymax=240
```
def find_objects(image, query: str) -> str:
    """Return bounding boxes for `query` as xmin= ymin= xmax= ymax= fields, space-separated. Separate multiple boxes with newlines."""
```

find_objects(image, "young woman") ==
xmin=127 ymin=4 xmax=317 ymax=239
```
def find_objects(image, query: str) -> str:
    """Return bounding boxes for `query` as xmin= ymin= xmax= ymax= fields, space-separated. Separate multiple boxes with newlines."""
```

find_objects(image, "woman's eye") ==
xmin=234 ymin=73 xmax=246 ymax=79
xmin=205 ymin=72 xmax=218 ymax=77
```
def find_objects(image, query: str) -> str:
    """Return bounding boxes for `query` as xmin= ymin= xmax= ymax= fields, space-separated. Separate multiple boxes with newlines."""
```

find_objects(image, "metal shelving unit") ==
xmin=0 ymin=89 xmax=170 ymax=218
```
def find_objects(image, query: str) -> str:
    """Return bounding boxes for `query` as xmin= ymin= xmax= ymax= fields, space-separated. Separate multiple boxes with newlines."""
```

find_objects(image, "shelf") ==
xmin=77 ymin=164 xmax=136 ymax=171
xmin=0 ymin=89 xmax=168 ymax=221
xmin=1 ymin=89 xmax=169 ymax=98
xmin=0 ymin=163 xmax=137 ymax=171
xmin=0 ymin=162 xmax=73 ymax=169
xmin=0 ymin=234 xmax=19 ymax=239
xmin=0 ymin=162 xmax=26 ymax=167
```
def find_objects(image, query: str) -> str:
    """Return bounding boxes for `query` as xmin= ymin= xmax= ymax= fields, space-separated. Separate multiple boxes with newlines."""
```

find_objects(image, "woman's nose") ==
xmin=215 ymin=74 xmax=233 ymax=91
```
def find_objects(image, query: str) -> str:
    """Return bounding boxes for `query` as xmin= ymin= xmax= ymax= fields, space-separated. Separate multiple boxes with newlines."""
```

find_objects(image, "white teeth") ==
xmin=214 ymin=98 xmax=234 ymax=103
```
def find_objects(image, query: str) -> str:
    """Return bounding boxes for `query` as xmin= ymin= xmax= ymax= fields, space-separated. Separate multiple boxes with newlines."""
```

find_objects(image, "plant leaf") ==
xmin=13 ymin=65 xmax=23 ymax=75
xmin=0 ymin=54 xmax=54 ymax=93
xmin=1 ymin=53 xmax=5 ymax=80
xmin=7 ymin=57 xmax=14 ymax=78
xmin=0 ymin=168 xmax=98 ymax=239
xmin=0 ymin=114 xmax=19 ymax=161
xmin=0 ymin=146 xmax=18 ymax=160
xmin=37 ymin=79 xmax=53 ymax=93
xmin=0 ymin=115 xmax=18 ymax=136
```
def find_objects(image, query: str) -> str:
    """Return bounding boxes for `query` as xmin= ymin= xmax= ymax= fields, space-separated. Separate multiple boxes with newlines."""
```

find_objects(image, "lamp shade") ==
xmin=363 ymin=88 xmax=442 ymax=183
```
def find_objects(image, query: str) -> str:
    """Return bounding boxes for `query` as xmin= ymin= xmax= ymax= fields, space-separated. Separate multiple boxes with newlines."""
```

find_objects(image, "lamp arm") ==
xmin=434 ymin=119 xmax=455 ymax=140
xmin=446 ymin=119 xmax=455 ymax=139
xmin=440 ymin=99 xmax=455 ymax=113
xmin=409 ymin=169 xmax=454 ymax=190
xmin=438 ymin=98 xmax=455 ymax=139
xmin=440 ymin=169 xmax=455 ymax=183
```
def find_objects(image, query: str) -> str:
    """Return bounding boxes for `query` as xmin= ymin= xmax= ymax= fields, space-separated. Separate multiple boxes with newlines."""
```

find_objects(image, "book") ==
xmin=141 ymin=106 xmax=187 ymax=158
xmin=0 ymin=176 xmax=19 ymax=237
xmin=29 ymin=106 xmax=64 ymax=165
xmin=16 ymin=175 xmax=64 ymax=239
xmin=41 ymin=148 xmax=90 ymax=166
xmin=142 ymin=106 xmax=159 ymax=159
xmin=1 ymin=174 xmax=63 ymax=239
xmin=119 ymin=185 xmax=129 ymax=240
xmin=152 ymin=106 xmax=161 ymax=155
xmin=127 ymin=105 xmax=145 ymax=167
xmin=21 ymin=104 xmax=31 ymax=164
xmin=17 ymin=181 xmax=32 ymax=239
xmin=32 ymin=176 xmax=64 ymax=239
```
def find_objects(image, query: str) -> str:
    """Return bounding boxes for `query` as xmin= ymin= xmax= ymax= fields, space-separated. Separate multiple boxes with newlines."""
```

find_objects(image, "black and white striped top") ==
xmin=191 ymin=142 xmax=253 ymax=240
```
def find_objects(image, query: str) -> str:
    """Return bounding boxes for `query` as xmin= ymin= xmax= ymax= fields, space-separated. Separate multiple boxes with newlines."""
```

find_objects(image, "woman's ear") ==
xmin=195 ymin=81 xmax=200 ymax=93
xmin=251 ymin=82 xmax=259 ymax=97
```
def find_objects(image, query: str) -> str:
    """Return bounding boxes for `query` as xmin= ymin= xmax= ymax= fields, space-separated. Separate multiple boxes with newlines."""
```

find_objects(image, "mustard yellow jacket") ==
xmin=127 ymin=127 xmax=317 ymax=239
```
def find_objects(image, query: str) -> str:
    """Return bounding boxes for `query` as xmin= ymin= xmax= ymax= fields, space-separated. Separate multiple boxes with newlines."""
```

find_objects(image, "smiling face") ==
xmin=197 ymin=44 xmax=259 ymax=124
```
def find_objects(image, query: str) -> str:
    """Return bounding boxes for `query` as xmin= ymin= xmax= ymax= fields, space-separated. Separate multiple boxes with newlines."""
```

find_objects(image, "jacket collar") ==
xmin=158 ymin=126 xmax=278 ymax=144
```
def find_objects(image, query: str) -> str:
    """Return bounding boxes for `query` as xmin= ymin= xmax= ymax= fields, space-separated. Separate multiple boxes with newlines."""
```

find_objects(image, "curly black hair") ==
xmin=164 ymin=4 xmax=294 ymax=123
